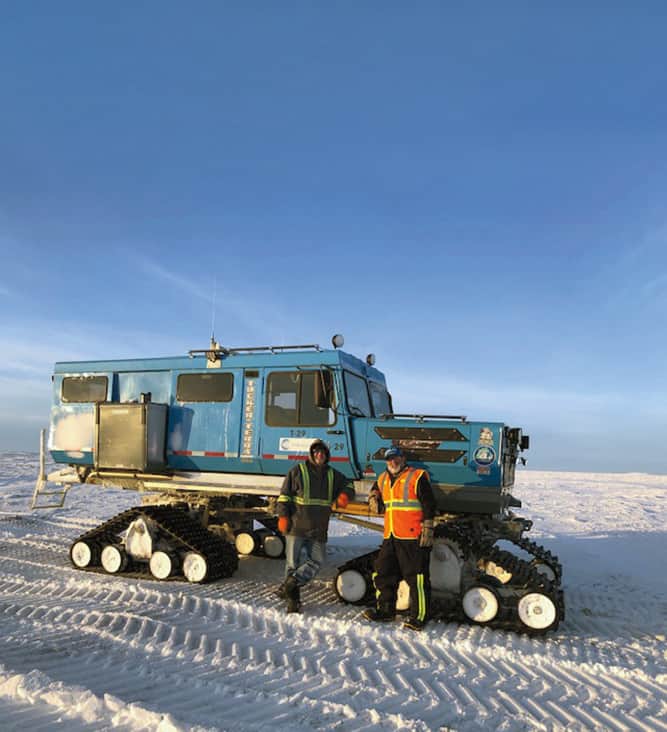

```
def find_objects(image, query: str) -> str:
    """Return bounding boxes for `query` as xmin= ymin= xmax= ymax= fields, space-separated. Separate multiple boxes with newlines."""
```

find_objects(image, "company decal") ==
xmin=478 ymin=427 xmax=494 ymax=446
xmin=241 ymin=378 xmax=257 ymax=458
xmin=279 ymin=437 xmax=318 ymax=452
xmin=472 ymin=445 xmax=496 ymax=466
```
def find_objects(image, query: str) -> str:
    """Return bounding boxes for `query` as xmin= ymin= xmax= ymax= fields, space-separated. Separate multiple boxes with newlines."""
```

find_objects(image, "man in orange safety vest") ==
xmin=364 ymin=446 xmax=436 ymax=631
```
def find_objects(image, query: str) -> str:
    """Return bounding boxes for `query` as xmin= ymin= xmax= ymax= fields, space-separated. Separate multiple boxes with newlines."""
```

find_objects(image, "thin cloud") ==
xmin=132 ymin=253 xmax=296 ymax=342
xmin=598 ymin=221 xmax=667 ymax=311
xmin=135 ymin=258 xmax=212 ymax=304
xmin=641 ymin=272 xmax=667 ymax=298
xmin=0 ymin=319 xmax=183 ymax=378
xmin=386 ymin=366 xmax=660 ymax=430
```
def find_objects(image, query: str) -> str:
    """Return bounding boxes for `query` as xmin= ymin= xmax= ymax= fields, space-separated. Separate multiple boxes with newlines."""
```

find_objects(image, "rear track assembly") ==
xmin=70 ymin=505 xmax=239 ymax=582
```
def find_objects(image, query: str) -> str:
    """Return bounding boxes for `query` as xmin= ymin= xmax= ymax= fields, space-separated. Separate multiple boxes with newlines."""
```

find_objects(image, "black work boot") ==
xmin=402 ymin=617 xmax=426 ymax=632
xmin=284 ymin=576 xmax=301 ymax=614
xmin=362 ymin=605 xmax=395 ymax=622
xmin=275 ymin=580 xmax=288 ymax=600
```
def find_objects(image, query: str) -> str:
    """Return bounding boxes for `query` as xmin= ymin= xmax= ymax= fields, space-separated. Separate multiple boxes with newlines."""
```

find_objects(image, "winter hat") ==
xmin=309 ymin=439 xmax=330 ymax=462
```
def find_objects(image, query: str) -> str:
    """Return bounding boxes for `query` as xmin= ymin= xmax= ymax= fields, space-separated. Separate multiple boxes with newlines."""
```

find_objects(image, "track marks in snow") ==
xmin=1 ymin=464 xmax=667 ymax=731
xmin=0 ymin=570 xmax=665 ymax=730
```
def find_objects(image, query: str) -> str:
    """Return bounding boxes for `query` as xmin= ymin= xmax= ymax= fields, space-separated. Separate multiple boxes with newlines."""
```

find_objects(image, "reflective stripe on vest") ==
xmin=295 ymin=462 xmax=334 ymax=506
xmin=379 ymin=468 xmax=425 ymax=539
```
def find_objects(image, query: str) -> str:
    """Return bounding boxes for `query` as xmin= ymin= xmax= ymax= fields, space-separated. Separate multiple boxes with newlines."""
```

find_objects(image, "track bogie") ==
xmin=335 ymin=514 xmax=565 ymax=635
xmin=68 ymin=504 xmax=239 ymax=583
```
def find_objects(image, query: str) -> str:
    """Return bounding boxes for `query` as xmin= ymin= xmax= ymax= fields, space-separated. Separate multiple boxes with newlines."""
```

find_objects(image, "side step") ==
xmin=31 ymin=428 xmax=73 ymax=509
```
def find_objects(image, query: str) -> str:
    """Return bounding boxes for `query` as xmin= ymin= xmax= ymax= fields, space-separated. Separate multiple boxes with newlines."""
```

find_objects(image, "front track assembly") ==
xmin=70 ymin=505 xmax=239 ymax=583
xmin=334 ymin=518 xmax=564 ymax=635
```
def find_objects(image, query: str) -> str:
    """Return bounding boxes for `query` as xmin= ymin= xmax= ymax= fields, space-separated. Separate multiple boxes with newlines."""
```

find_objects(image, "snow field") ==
xmin=0 ymin=454 xmax=665 ymax=730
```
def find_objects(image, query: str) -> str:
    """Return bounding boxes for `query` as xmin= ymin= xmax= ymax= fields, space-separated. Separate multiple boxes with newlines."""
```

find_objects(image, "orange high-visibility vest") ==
xmin=378 ymin=468 xmax=425 ymax=539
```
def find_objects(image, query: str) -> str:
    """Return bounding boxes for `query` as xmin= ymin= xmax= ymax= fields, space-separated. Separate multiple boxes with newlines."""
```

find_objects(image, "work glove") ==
xmin=277 ymin=516 xmax=290 ymax=535
xmin=419 ymin=520 xmax=434 ymax=548
xmin=368 ymin=487 xmax=384 ymax=515
xmin=336 ymin=492 xmax=350 ymax=509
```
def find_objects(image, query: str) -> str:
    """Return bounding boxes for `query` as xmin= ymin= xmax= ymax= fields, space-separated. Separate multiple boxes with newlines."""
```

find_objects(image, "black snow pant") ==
xmin=372 ymin=536 xmax=431 ymax=623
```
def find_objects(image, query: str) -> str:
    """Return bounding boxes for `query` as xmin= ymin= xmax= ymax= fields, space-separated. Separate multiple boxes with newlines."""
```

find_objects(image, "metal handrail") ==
xmin=188 ymin=343 xmax=322 ymax=357
xmin=380 ymin=413 xmax=467 ymax=422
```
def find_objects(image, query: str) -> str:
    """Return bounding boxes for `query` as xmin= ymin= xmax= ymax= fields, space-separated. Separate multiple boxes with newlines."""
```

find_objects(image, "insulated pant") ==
xmin=284 ymin=535 xmax=326 ymax=586
xmin=373 ymin=536 xmax=431 ymax=622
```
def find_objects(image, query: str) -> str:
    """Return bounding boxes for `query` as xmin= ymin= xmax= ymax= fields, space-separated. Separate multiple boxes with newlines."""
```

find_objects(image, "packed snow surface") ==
xmin=0 ymin=453 xmax=665 ymax=731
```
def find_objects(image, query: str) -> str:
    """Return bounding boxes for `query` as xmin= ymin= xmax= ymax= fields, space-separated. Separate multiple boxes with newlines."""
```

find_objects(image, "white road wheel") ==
xmin=235 ymin=531 xmax=258 ymax=555
xmin=101 ymin=545 xmax=127 ymax=574
xmin=71 ymin=540 xmax=94 ymax=568
xmin=149 ymin=551 xmax=177 ymax=580
xmin=517 ymin=592 xmax=557 ymax=630
xmin=182 ymin=552 xmax=208 ymax=583
xmin=396 ymin=580 xmax=410 ymax=611
xmin=335 ymin=569 xmax=368 ymax=603
xmin=462 ymin=586 xmax=499 ymax=623
xmin=262 ymin=533 xmax=284 ymax=558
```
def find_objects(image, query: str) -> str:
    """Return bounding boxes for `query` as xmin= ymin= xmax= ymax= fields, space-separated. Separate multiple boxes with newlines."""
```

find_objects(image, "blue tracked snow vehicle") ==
xmin=35 ymin=336 xmax=563 ymax=634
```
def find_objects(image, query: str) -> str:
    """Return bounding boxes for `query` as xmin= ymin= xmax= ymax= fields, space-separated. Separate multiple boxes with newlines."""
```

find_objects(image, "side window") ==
xmin=344 ymin=371 xmax=371 ymax=417
xmin=176 ymin=373 xmax=234 ymax=402
xmin=266 ymin=372 xmax=298 ymax=426
xmin=266 ymin=371 xmax=335 ymax=426
xmin=62 ymin=376 xmax=108 ymax=403
xmin=369 ymin=381 xmax=392 ymax=417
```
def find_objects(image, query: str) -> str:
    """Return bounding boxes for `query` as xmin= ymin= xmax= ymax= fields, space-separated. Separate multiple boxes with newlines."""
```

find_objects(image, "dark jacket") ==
xmin=277 ymin=459 xmax=354 ymax=542
xmin=369 ymin=467 xmax=436 ymax=526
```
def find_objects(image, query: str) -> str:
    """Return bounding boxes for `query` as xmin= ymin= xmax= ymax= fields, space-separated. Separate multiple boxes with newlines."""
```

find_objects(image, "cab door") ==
xmin=259 ymin=368 xmax=354 ymax=478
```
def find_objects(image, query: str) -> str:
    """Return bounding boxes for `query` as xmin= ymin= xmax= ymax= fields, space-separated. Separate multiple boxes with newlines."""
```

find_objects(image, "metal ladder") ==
xmin=31 ymin=429 xmax=72 ymax=509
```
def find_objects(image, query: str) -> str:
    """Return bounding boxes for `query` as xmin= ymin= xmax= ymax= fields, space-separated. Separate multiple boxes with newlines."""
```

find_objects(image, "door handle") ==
xmin=327 ymin=430 xmax=344 ymax=435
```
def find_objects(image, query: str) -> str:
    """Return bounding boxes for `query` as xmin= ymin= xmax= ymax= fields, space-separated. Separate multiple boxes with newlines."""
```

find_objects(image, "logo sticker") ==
xmin=279 ymin=437 xmax=316 ymax=452
xmin=478 ymin=428 xmax=494 ymax=446
xmin=473 ymin=445 xmax=496 ymax=466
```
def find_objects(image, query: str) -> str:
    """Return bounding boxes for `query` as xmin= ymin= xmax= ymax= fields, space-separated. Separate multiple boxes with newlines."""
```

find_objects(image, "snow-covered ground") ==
xmin=0 ymin=453 xmax=665 ymax=731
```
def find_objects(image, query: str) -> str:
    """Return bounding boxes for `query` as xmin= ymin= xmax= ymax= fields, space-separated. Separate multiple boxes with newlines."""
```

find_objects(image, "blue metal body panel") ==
xmin=48 ymin=347 xmax=515 ymax=496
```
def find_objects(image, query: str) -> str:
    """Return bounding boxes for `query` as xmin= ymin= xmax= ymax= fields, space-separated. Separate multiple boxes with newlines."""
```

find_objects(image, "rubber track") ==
xmin=477 ymin=546 xmax=565 ymax=631
xmin=70 ymin=505 xmax=239 ymax=582
xmin=337 ymin=526 xmax=565 ymax=635
xmin=511 ymin=535 xmax=563 ymax=584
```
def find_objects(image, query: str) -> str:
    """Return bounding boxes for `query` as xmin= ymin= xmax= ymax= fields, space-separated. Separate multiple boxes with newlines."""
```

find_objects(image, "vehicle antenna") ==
xmin=210 ymin=275 xmax=218 ymax=348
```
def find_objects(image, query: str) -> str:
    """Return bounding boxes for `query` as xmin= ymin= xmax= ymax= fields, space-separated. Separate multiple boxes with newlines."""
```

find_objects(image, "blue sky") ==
xmin=1 ymin=3 xmax=666 ymax=472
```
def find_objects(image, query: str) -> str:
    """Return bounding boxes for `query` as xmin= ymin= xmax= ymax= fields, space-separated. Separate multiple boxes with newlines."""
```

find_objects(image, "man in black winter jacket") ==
xmin=276 ymin=439 xmax=354 ymax=613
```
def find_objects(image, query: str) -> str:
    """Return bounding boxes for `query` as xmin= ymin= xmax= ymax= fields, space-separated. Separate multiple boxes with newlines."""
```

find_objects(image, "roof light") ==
xmin=366 ymin=353 xmax=376 ymax=366
xmin=332 ymin=334 xmax=344 ymax=349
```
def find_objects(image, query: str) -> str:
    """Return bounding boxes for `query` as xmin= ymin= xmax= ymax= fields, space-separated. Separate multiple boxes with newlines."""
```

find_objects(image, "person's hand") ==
xmin=419 ymin=520 xmax=434 ymax=548
xmin=278 ymin=516 xmax=290 ymax=534
xmin=336 ymin=493 xmax=350 ymax=509
xmin=368 ymin=487 xmax=383 ymax=514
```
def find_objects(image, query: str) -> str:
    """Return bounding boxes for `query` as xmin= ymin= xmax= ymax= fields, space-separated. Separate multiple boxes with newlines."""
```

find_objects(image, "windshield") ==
xmin=369 ymin=381 xmax=392 ymax=417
